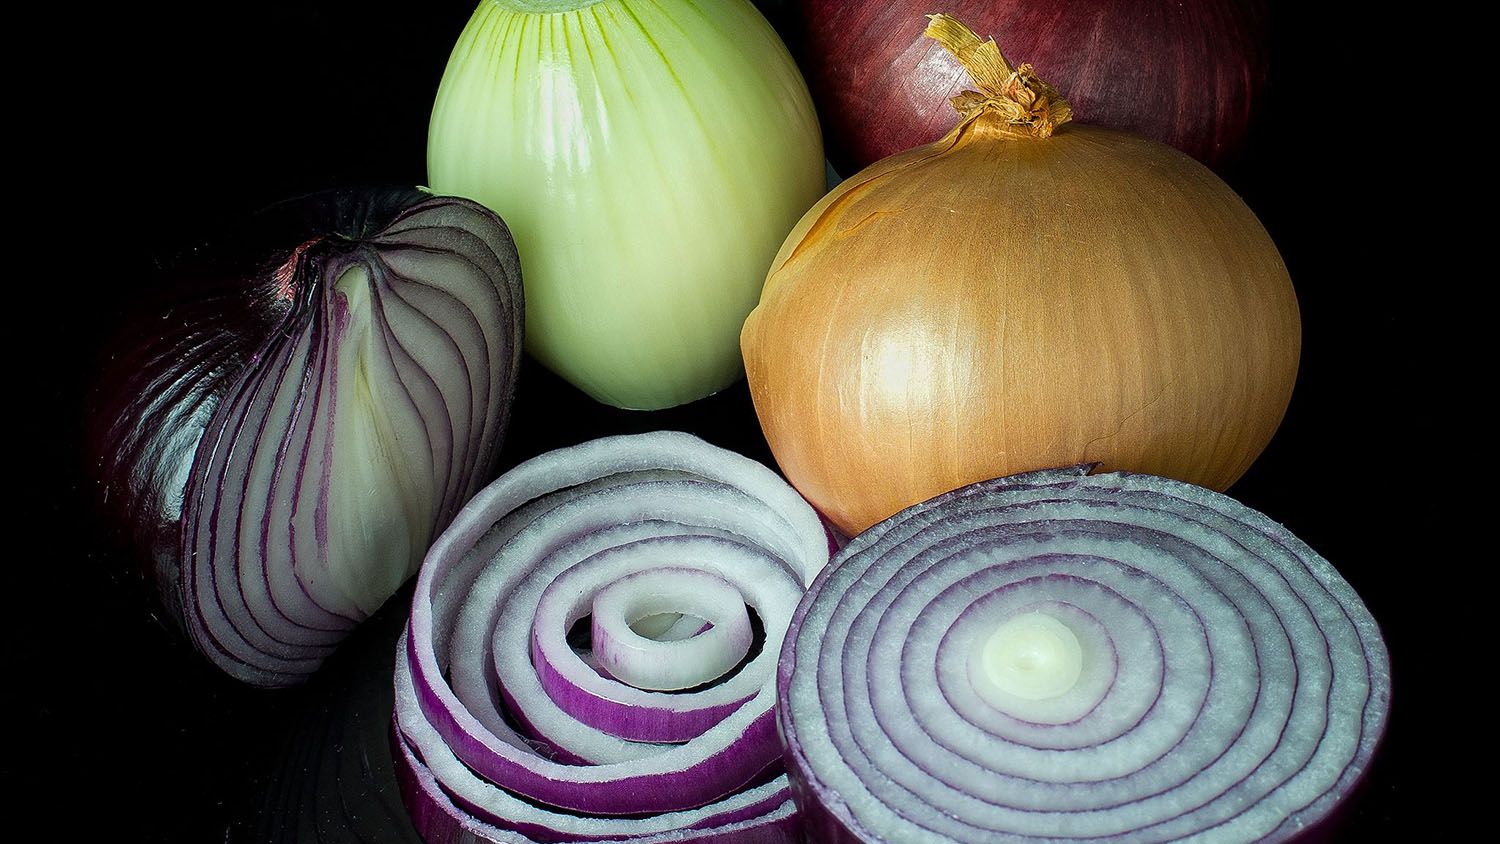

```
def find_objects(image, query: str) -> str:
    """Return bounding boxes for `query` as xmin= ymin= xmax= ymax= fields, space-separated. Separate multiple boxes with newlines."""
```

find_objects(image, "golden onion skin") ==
xmin=741 ymin=117 xmax=1300 ymax=535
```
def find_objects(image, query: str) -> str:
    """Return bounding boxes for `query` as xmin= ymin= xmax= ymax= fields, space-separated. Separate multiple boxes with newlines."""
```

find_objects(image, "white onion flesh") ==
xmin=587 ymin=567 xmax=753 ymax=692
xmin=778 ymin=467 xmax=1390 ymax=844
xmin=397 ymin=431 xmax=830 ymax=842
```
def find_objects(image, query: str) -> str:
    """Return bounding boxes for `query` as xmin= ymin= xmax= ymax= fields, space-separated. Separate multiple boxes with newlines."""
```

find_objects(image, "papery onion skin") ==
xmin=795 ymin=0 xmax=1268 ymax=173
xmin=741 ymin=17 xmax=1299 ymax=536
xmin=428 ymin=0 xmax=825 ymax=410
xmin=397 ymin=431 xmax=829 ymax=842
xmin=90 ymin=187 xmax=523 ymax=686
xmin=778 ymin=466 xmax=1390 ymax=844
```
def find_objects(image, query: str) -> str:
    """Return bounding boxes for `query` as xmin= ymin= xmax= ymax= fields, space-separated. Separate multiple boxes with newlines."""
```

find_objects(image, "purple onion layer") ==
xmin=91 ymin=187 xmax=523 ymax=686
xmin=777 ymin=466 xmax=1390 ymax=843
xmin=397 ymin=432 xmax=830 ymax=842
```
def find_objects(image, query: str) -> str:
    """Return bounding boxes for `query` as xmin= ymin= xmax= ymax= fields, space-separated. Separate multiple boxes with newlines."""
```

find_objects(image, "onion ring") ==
xmin=397 ymin=431 xmax=829 ymax=842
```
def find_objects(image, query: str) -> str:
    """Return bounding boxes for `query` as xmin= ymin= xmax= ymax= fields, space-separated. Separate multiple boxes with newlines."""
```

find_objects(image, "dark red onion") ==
xmin=795 ymin=0 xmax=1268 ymax=173
xmin=397 ymin=432 xmax=829 ymax=842
xmin=90 ymin=187 xmax=523 ymax=687
xmin=778 ymin=466 xmax=1389 ymax=843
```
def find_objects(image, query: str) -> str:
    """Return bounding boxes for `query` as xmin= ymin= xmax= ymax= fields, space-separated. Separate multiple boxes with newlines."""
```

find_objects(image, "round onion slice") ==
xmin=779 ymin=466 xmax=1390 ymax=843
xmin=398 ymin=431 xmax=829 ymax=842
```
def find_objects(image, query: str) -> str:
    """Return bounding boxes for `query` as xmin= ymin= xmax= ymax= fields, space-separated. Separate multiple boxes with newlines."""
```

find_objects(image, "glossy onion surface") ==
xmin=397 ymin=431 xmax=830 ymax=842
xmin=742 ymin=117 xmax=1300 ymax=535
xmin=429 ymin=0 xmax=825 ymax=410
xmin=796 ymin=0 xmax=1268 ymax=172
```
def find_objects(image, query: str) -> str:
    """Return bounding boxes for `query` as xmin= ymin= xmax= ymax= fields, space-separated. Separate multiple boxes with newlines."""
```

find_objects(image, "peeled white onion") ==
xmin=429 ymin=0 xmax=825 ymax=410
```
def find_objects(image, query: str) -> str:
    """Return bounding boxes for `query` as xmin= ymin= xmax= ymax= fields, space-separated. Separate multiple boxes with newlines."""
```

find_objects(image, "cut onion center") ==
xmin=629 ymin=612 xmax=709 ymax=641
xmin=591 ymin=567 xmax=751 ymax=691
xmin=972 ymin=611 xmax=1084 ymax=703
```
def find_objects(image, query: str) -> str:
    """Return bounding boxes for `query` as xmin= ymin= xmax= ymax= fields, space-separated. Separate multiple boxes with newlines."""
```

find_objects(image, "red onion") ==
xmin=778 ymin=466 xmax=1390 ymax=842
xmin=795 ymin=0 xmax=1269 ymax=172
xmin=90 ymin=188 xmax=523 ymax=686
xmin=396 ymin=432 xmax=830 ymax=842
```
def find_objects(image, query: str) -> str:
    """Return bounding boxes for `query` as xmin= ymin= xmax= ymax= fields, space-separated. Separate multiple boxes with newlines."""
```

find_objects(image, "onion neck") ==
xmin=924 ymin=13 xmax=1072 ymax=140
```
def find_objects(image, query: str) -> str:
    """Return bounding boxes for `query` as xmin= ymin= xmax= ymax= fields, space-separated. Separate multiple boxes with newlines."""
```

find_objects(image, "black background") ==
xmin=15 ymin=1 xmax=1432 ymax=840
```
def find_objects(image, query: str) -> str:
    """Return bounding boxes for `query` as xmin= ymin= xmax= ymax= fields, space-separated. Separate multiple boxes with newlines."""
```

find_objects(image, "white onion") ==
xmin=428 ymin=0 xmax=824 ymax=410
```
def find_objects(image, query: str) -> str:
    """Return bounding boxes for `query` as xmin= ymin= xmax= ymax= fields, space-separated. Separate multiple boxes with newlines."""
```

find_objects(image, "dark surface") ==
xmin=16 ymin=1 xmax=1430 ymax=840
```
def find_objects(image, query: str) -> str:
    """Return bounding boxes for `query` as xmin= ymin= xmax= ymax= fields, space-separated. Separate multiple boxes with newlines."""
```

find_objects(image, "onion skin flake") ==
xmin=90 ymin=187 xmax=524 ymax=687
xmin=777 ymin=466 xmax=1390 ymax=844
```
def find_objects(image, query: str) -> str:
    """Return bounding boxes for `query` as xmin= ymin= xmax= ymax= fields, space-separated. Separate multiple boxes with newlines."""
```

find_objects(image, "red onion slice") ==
xmin=530 ymin=550 xmax=797 ymax=743
xmin=779 ymin=467 xmax=1390 ymax=843
xmin=398 ymin=432 xmax=829 ymax=842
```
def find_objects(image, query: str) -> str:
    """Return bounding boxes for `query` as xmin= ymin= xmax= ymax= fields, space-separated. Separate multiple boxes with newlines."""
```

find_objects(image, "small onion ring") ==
xmin=397 ymin=432 xmax=829 ymax=842
xmin=778 ymin=466 xmax=1390 ymax=843
xmin=589 ymin=568 xmax=751 ymax=692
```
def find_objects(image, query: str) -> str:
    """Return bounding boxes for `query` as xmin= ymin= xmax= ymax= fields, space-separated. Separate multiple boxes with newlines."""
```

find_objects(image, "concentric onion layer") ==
xmin=398 ymin=432 xmax=830 ymax=842
xmin=779 ymin=467 xmax=1390 ymax=844
xmin=180 ymin=194 xmax=523 ymax=686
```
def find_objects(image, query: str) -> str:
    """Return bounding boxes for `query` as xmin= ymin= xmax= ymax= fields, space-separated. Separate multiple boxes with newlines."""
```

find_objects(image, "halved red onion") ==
xmin=398 ymin=432 xmax=830 ymax=842
xmin=91 ymin=188 xmax=523 ymax=686
xmin=779 ymin=466 xmax=1390 ymax=843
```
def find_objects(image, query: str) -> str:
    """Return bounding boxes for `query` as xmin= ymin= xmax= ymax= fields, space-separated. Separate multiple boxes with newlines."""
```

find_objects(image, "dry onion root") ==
xmin=396 ymin=432 xmax=830 ymax=842
xmin=778 ymin=466 xmax=1390 ymax=843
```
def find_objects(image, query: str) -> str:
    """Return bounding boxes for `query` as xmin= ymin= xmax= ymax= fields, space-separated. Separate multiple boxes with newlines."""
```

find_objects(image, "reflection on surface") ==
xmin=228 ymin=597 xmax=421 ymax=843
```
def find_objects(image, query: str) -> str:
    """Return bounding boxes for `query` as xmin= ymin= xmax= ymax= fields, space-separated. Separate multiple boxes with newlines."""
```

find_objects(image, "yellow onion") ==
xmin=741 ymin=15 xmax=1300 ymax=536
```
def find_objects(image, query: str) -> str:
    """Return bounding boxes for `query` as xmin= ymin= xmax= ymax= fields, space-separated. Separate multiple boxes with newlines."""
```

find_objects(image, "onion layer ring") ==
xmin=779 ymin=466 xmax=1390 ymax=843
xmin=398 ymin=432 xmax=830 ymax=842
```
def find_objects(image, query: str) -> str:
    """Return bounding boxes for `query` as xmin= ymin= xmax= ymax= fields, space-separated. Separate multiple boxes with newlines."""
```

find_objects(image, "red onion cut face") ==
xmin=778 ymin=466 xmax=1390 ymax=843
xmin=91 ymin=188 xmax=523 ymax=686
xmin=398 ymin=431 xmax=831 ymax=843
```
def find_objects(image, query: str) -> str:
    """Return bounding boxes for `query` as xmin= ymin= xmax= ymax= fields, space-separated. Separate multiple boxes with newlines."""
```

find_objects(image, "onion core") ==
xmin=973 ymin=611 xmax=1084 ymax=702
xmin=589 ymin=568 xmax=753 ymax=691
